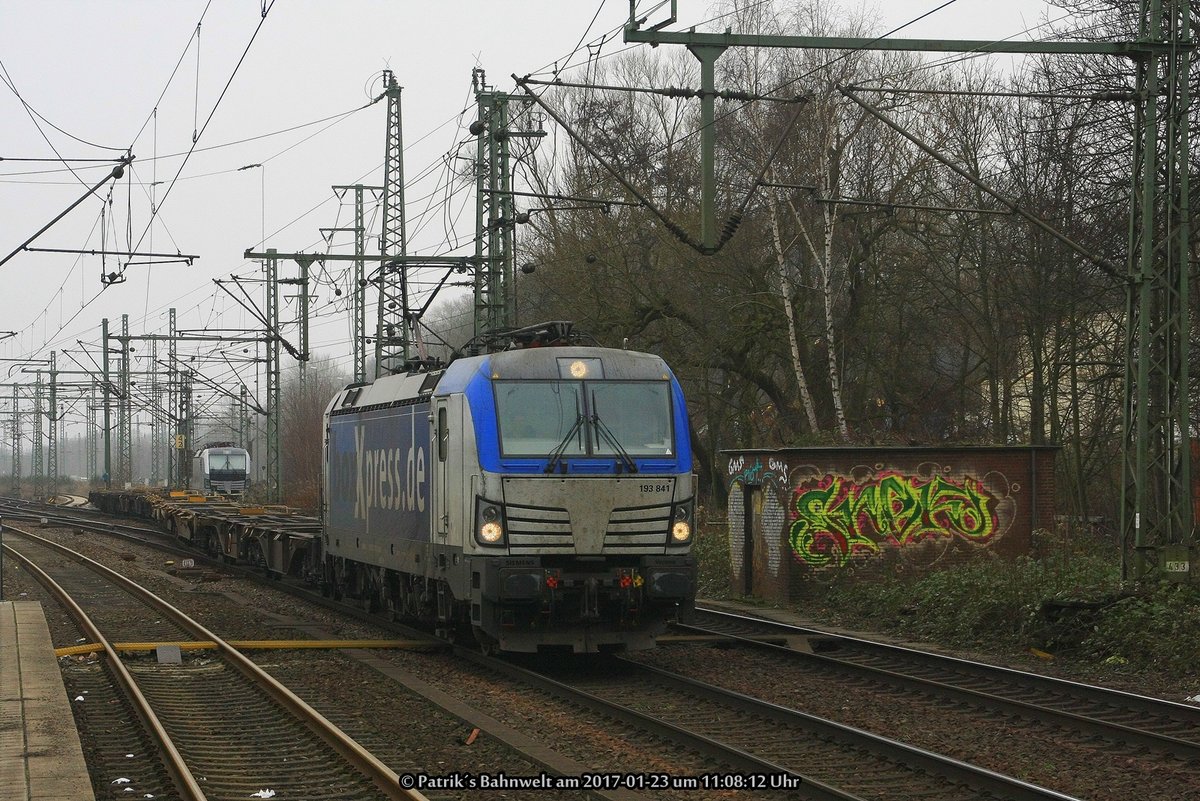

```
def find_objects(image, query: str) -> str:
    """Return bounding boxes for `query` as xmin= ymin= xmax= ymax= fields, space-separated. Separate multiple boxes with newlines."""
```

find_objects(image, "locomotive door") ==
xmin=435 ymin=399 xmax=450 ymax=539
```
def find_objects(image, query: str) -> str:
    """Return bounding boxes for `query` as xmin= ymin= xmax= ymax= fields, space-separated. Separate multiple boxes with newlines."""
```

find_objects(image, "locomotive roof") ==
xmin=327 ymin=346 xmax=674 ymax=413
xmin=435 ymin=346 xmax=671 ymax=394
xmin=329 ymin=371 xmax=433 ymax=411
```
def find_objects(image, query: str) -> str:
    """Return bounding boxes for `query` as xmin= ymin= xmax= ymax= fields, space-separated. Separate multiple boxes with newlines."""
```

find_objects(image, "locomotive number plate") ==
xmin=639 ymin=483 xmax=671 ymax=493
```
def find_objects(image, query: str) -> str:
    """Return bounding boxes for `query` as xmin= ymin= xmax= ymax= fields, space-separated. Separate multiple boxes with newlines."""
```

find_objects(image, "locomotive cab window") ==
xmin=589 ymin=382 xmax=673 ymax=457
xmin=216 ymin=453 xmax=247 ymax=471
xmin=495 ymin=381 xmax=584 ymax=457
xmin=493 ymin=379 xmax=673 ymax=459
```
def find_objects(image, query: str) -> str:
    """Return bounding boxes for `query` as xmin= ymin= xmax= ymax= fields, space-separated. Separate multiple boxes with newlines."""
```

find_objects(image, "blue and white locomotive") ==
xmin=321 ymin=323 xmax=696 ymax=653
xmin=190 ymin=442 xmax=251 ymax=495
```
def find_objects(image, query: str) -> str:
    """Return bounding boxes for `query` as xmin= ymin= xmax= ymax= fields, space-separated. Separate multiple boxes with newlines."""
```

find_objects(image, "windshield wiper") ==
xmin=591 ymin=405 xmax=638 ymax=474
xmin=545 ymin=414 xmax=585 ymax=474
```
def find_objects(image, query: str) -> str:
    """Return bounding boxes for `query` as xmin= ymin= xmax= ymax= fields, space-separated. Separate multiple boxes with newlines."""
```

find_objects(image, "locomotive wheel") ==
xmin=472 ymin=625 xmax=499 ymax=656
xmin=326 ymin=562 xmax=344 ymax=601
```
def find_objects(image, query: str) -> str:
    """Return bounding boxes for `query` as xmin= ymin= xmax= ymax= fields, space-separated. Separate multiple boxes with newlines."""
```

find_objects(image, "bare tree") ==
xmin=280 ymin=356 xmax=349 ymax=511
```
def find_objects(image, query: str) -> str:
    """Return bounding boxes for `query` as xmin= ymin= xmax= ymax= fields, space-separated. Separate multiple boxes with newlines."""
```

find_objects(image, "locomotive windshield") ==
xmin=214 ymin=453 xmax=247 ymax=471
xmin=494 ymin=380 xmax=673 ymax=458
xmin=589 ymin=382 xmax=673 ymax=457
xmin=495 ymin=381 xmax=584 ymax=457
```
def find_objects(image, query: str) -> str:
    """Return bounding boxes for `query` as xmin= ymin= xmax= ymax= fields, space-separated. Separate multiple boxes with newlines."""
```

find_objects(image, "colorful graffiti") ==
xmin=789 ymin=470 xmax=1002 ymax=568
xmin=727 ymin=456 xmax=791 ymax=585
xmin=727 ymin=455 xmax=790 ymax=489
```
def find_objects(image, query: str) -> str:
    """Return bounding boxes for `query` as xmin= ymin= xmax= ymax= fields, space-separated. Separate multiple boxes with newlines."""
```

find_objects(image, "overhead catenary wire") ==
xmin=4 ymin=3 xmax=290 ymax=374
xmin=119 ymin=0 xmax=280 ymax=286
xmin=0 ymin=56 xmax=126 ymax=152
xmin=836 ymin=85 xmax=1122 ymax=281
xmin=524 ymin=0 xmax=1132 ymax=267
xmin=8 ymin=1 xmax=1035 ymax=428
xmin=7 ymin=2 xmax=648 ymax=376
xmin=513 ymin=0 xmax=967 ymax=255
xmin=0 ymin=156 xmax=126 ymax=163
xmin=0 ymin=160 xmax=130 ymax=270
xmin=0 ymin=58 xmax=96 ymax=189
xmin=10 ymin=104 xmax=474 ymax=370
xmin=0 ymin=104 xmax=381 ymax=181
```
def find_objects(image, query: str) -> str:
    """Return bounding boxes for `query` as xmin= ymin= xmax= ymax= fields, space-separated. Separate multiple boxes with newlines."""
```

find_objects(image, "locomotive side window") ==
xmin=438 ymin=407 xmax=448 ymax=462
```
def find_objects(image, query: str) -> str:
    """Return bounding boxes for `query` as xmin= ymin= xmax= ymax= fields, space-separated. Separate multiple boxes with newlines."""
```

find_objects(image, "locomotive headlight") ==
xmin=475 ymin=500 xmax=507 ymax=546
xmin=479 ymin=521 xmax=504 ymax=543
xmin=557 ymin=357 xmax=603 ymax=379
xmin=670 ymin=501 xmax=693 ymax=544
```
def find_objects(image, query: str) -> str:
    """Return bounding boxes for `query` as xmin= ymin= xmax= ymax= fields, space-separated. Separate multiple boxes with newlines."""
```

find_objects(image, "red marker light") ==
xmin=545 ymin=575 xmax=559 ymax=589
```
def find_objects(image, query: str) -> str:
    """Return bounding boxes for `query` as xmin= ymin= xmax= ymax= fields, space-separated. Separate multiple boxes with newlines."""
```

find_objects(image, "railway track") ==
xmin=684 ymin=606 xmax=1200 ymax=760
xmin=0 ymin=501 xmax=673 ymax=801
xmin=5 ymin=497 xmax=1184 ymax=800
xmin=1 ymin=523 xmax=420 ymax=801
xmin=464 ymin=647 xmax=1078 ymax=801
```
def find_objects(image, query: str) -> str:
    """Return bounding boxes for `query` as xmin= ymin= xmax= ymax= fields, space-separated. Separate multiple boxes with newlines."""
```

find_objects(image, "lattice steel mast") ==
xmin=376 ymin=71 xmax=408 ymax=376
xmin=1121 ymin=0 xmax=1194 ymax=578
xmin=118 ymin=313 xmax=132 ymax=487
xmin=472 ymin=68 xmax=512 ymax=339
xmin=265 ymin=248 xmax=281 ymax=500
xmin=10 ymin=386 xmax=20 ymax=495
xmin=31 ymin=375 xmax=42 ymax=499
xmin=47 ymin=352 xmax=57 ymax=500
xmin=332 ymin=184 xmax=382 ymax=384
xmin=86 ymin=382 xmax=96 ymax=482
xmin=470 ymin=69 xmax=543 ymax=341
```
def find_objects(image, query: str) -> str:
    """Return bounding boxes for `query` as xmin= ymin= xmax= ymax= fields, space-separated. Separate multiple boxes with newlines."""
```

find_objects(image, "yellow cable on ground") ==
xmin=55 ymin=639 xmax=443 ymax=656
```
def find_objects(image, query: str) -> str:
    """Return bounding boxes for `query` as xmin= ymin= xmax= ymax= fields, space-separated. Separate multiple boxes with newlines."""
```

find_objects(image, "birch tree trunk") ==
xmin=788 ymin=119 xmax=851 ymax=443
xmin=766 ymin=192 xmax=820 ymax=434
xmin=820 ymin=194 xmax=851 ymax=441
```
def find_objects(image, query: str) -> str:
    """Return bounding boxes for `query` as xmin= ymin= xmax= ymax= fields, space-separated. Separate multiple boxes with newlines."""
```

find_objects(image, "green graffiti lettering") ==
xmin=789 ymin=471 xmax=1000 ymax=568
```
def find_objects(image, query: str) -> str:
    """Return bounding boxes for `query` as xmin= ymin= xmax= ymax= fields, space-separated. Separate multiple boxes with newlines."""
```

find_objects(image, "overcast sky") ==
xmin=0 ymin=0 xmax=1060 ymax=448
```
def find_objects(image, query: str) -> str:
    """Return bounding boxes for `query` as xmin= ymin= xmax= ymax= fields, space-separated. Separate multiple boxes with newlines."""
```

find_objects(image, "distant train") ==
xmin=319 ymin=322 xmax=697 ymax=653
xmin=190 ymin=442 xmax=251 ymax=495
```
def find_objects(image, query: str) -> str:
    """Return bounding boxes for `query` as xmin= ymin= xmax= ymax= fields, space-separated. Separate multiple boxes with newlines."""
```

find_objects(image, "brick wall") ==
xmin=722 ymin=446 xmax=1058 ymax=601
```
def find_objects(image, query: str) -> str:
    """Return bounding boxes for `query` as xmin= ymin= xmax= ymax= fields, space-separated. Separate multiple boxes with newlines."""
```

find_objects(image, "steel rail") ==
xmin=614 ymin=658 xmax=1078 ymax=801
xmin=3 ymin=523 xmax=425 ymax=801
xmin=1 ymin=537 xmax=208 ymax=801
xmin=694 ymin=605 xmax=1200 ymax=733
xmin=676 ymin=614 xmax=1200 ymax=759
xmin=0 ymin=499 xmax=1083 ymax=799
xmin=452 ymin=646 xmax=863 ymax=801
xmin=460 ymin=644 xmax=1078 ymax=801
xmin=6 ymin=502 xmax=659 ymax=801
